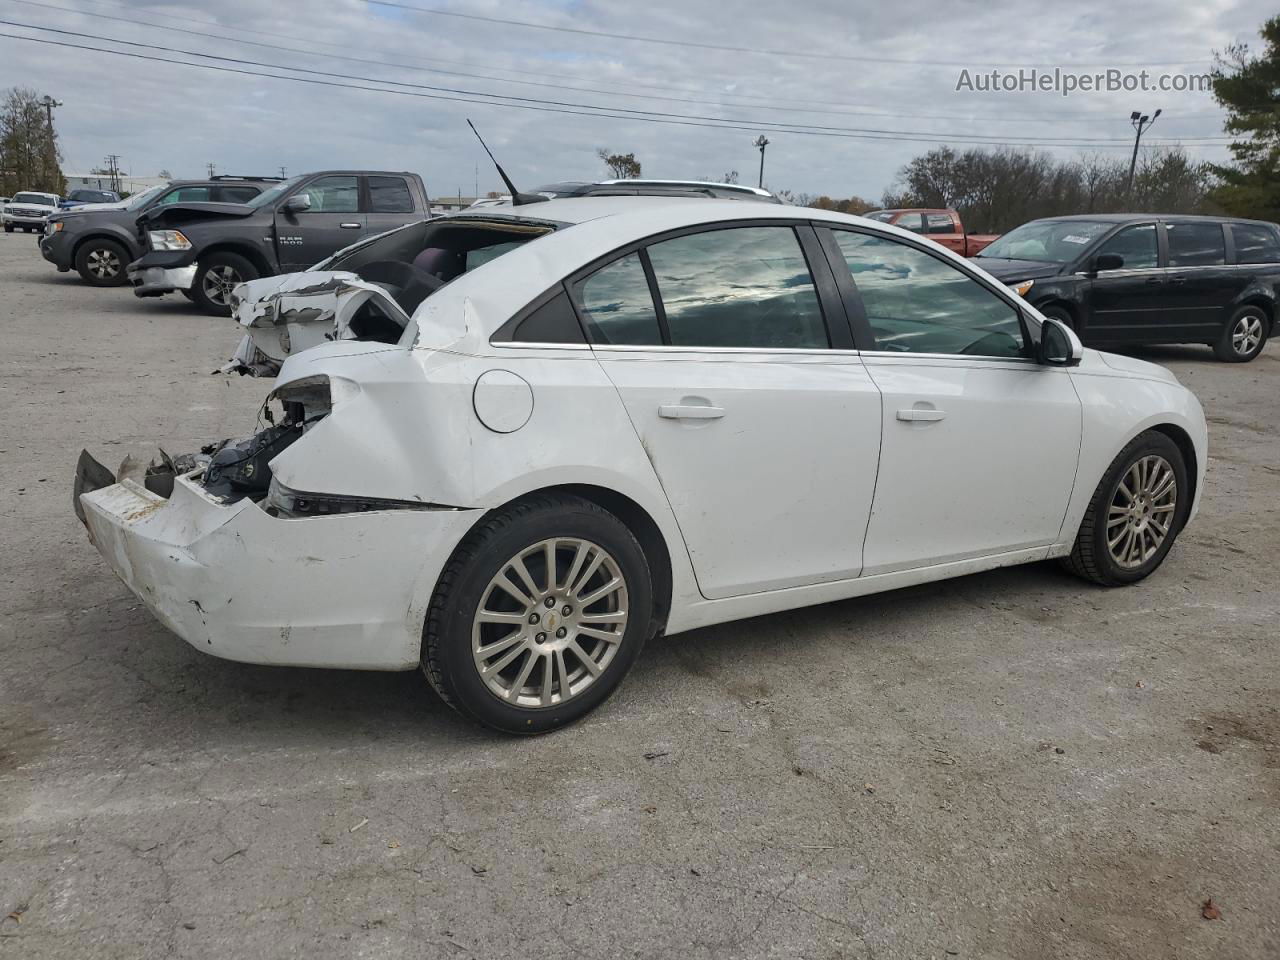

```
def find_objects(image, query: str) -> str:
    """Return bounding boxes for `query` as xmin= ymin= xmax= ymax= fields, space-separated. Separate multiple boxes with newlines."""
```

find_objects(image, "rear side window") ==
xmin=1166 ymin=222 xmax=1226 ymax=267
xmin=216 ymin=186 xmax=260 ymax=203
xmin=573 ymin=253 xmax=662 ymax=345
xmin=502 ymin=289 xmax=586 ymax=344
xmin=368 ymin=176 xmax=414 ymax=213
xmin=894 ymin=213 xmax=925 ymax=233
xmin=926 ymin=213 xmax=953 ymax=234
xmin=1231 ymin=223 xmax=1280 ymax=264
xmin=645 ymin=226 xmax=828 ymax=349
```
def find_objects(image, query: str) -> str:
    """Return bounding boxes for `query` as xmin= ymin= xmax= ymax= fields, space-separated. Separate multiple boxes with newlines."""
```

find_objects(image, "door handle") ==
xmin=896 ymin=408 xmax=947 ymax=422
xmin=658 ymin=403 xmax=725 ymax=420
xmin=1169 ymin=275 xmax=1187 ymax=285
xmin=339 ymin=222 xmax=362 ymax=229
xmin=1145 ymin=277 xmax=1164 ymax=284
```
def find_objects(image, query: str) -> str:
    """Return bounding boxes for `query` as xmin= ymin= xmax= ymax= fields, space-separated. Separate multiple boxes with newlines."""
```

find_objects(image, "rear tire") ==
xmin=422 ymin=493 xmax=653 ymax=734
xmin=1062 ymin=430 xmax=1189 ymax=586
xmin=74 ymin=238 xmax=129 ymax=286
xmin=191 ymin=251 xmax=257 ymax=316
xmin=1213 ymin=304 xmax=1268 ymax=362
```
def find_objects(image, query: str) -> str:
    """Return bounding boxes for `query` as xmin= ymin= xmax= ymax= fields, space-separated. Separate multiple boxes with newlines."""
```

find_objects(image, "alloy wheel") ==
xmin=202 ymin=264 xmax=241 ymax=306
xmin=1107 ymin=454 xmax=1177 ymax=569
xmin=86 ymin=247 xmax=120 ymax=279
xmin=1232 ymin=312 xmax=1264 ymax=357
xmin=471 ymin=537 xmax=629 ymax=708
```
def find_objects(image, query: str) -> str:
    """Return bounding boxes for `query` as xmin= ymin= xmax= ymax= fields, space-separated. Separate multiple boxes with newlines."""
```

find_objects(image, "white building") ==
xmin=64 ymin=173 xmax=170 ymax=196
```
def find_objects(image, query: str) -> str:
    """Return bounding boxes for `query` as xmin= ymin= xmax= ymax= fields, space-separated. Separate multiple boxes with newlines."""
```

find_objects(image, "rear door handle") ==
xmin=896 ymin=408 xmax=947 ymax=422
xmin=1169 ymin=275 xmax=1187 ymax=285
xmin=340 ymin=222 xmax=362 ymax=229
xmin=659 ymin=403 xmax=725 ymax=420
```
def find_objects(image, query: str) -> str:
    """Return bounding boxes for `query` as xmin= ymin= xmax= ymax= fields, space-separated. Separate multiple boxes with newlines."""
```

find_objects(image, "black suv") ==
xmin=128 ymin=171 xmax=429 ymax=315
xmin=973 ymin=214 xmax=1280 ymax=362
xmin=41 ymin=177 xmax=277 ymax=286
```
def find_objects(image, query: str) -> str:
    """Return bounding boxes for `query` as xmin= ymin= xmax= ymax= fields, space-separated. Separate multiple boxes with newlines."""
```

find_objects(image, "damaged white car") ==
xmin=76 ymin=197 xmax=1208 ymax=733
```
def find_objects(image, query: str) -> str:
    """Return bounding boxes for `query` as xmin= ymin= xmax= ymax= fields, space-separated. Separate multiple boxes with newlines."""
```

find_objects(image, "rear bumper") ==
xmin=78 ymin=468 xmax=479 ymax=670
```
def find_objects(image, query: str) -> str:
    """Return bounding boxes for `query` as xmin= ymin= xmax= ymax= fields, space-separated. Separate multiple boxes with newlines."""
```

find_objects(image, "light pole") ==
xmin=753 ymin=135 xmax=770 ymax=189
xmin=1126 ymin=108 xmax=1161 ymax=199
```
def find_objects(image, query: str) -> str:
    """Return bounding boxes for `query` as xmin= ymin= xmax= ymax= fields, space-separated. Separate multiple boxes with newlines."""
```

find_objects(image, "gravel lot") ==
xmin=1 ymin=229 xmax=1277 ymax=959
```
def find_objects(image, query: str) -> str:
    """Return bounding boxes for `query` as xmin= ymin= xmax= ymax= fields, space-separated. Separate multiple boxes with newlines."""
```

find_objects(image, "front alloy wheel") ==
xmin=1105 ymin=455 xmax=1177 ymax=569
xmin=191 ymin=251 xmax=258 ymax=316
xmin=75 ymin=239 xmax=129 ymax=286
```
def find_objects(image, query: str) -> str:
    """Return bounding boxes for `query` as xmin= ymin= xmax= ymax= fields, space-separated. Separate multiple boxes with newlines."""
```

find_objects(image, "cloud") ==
xmin=0 ymin=0 xmax=1269 ymax=199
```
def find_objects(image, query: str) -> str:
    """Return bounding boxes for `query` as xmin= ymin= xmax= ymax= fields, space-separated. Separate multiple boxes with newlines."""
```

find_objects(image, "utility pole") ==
xmin=278 ymin=165 xmax=287 ymax=178
xmin=103 ymin=154 xmax=122 ymax=194
xmin=753 ymin=135 xmax=770 ymax=189
xmin=39 ymin=95 xmax=62 ymax=189
xmin=1125 ymin=108 xmax=1161 ymax=198
xmin=206 ymin=161 xmax=217 ymax=178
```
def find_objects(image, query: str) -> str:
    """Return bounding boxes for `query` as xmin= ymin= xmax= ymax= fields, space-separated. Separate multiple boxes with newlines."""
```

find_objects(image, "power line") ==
xmin=0 ymin=31 xmax=1233 ymax=151
xmin=0 ymin=21 xmax=1233 ymax=148
xmin=12 ymin=0 xmax=1227 ymax=126
xmin=367 ymin=0 xmax=1213 ymax=69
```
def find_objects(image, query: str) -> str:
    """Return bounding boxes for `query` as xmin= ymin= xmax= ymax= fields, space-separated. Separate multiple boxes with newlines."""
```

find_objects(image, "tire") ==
xmin=191 ymin=251 xmax=258 ymax=316
xmin=422 ymin=493 xmax=654 ymax=734
xmin=3 ymin=224 xmax=12 ymax=233
xmin=1062 ymin=430 xmax=1190 ymax=586
xmin=1039 ymin=303 xmax=1075 ymax=328
xmin=180 ymin=289 xmax=197 ymax=303
xmin=74 ymin=238 xmax=129 ymax=286
xmin=1212 ymin=304 xmax=1268 ymax=362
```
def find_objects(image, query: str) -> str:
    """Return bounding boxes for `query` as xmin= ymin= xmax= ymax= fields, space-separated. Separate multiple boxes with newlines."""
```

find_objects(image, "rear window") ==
xmin=1231 ymin=223 xmax=1280 ymax=264
xmin=1166 ymin=222 xmax=1226 ymax=267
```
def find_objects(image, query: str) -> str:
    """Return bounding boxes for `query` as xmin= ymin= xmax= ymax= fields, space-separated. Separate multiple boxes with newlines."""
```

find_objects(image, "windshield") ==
xmin=126 ymin=183 xmax=169 ymax=209
xmin=978 ymin=219 xmax=1113 ymax=263
xmin=13 ymin=192 xmax=56 ymax=204
xmin=70 ymin=190 xmax=116 ymax=203
xmin=247 ymin=176 xmax=303 ymax=208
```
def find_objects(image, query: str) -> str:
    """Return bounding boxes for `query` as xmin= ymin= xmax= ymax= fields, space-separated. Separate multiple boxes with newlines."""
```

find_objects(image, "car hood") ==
xmin=1077 ymin=349 xmax=1180 ymax=385
xmin=62 ymin=200 xmax=131 ymax=213
xmin=138 ymin=201 xmax=257 ymax=227
xmin=969 ymin=257 xmax=1065 ymax=281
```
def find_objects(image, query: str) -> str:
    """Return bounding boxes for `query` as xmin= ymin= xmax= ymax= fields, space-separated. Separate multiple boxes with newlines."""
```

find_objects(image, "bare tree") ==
xmin=0 ymin=87 xmax=65 ymax=195
xmin=596 ymin=148 xmax=641 ymax=179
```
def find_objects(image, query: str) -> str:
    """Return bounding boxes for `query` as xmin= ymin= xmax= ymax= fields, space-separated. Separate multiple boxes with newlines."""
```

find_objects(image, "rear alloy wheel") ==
xmin=1213 ymin=305 xmax=1268 ymax=362
xmin=422 ymin=493 xmax=653 ymax=733
xmin=74 ymin=238 xmax=129 ymax=286
xmin=191 ymin=251 xmax=258 ymax=316
xmin=1062 ymin=430 xmax=1189 ymax=586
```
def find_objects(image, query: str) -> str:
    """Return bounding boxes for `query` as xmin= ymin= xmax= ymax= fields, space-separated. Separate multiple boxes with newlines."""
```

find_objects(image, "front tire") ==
xmin=422 ymin=493 xmax=654 ymax=734
xmin=2 ymin=224 xmax=12 ymax=233
xmin=191 ymin=251 xmax=258 ymax=316
xmin=1039 ymin=304 xmax=1075 ymax=329
xmin=1213 ymin=305 xmax=1268 ymax=362
xmin=1062 ymin=430 xmax=1189 ymax=586
xmin=74 ymin=238 xmax=129 ymax=286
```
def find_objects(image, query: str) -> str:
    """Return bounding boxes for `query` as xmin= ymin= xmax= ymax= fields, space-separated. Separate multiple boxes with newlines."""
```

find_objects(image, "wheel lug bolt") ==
xmin=562 ymin=605 xmax=572 ymax=616
xmin=555 ymin=627 xmax=567 ymax=639
xmin=528 ymin=613 xmax=540 ymax=624
xmin=544 ymin=596 xmax=556 ymax=608
xmin=536 ymin=632 xmax=547 ymax=643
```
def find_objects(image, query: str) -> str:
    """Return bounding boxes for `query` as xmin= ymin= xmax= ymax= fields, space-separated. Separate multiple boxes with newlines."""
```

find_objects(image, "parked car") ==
xmin=532 ymin=179 xmax=781 ymax=202
xmin=41 ymin=178 xmax=277 ymax=286
xmin=60 ymin=188 xmax=121 ymax=209
xmin=973 ymin=214 xmax=1280 ymax=362
xmin=127 ymin=171 xmax=429 ymax=316
xmin=75 ymin=197 xmax=1206 ymax=733
xmin=863 ymin=208 xmax=999 ymax=256
xmin=3 ymin=191 xmax=60 ymax=232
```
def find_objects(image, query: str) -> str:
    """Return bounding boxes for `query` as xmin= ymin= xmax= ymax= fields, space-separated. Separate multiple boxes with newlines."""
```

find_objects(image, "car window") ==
xmin=298 ymin=175 xmax=359 ymax=213
xmin=573 ymin=253 xmax=662 ymax=345
xmin=645 ymin=226 xmax=828 ymax=349
xmin=864 ymin=211 xmax=897 ymax=223
xmin=894 ymin=213 xmax=925 ymax=233
xmin=215 ymin=186 xmax=260 ymax=203
xmin=368 ymin=176 xmax=414 ymax=213
xmin=926 ymin=213 xmax=954 ymax=234
xmin=832 ymin=229 xmax=1027 ymax=358
xmin=1166 ymin=222 xmax=1226 ymax=267
xmin=978 ymin=219 xmax=1113 ymax=263
xmin=1094 ymin=224 xmax=1158 ymax=269
xmin=1230 ymin=223 xmax=1280 ymax=264
xmin=13 ymin=193 xmax=55 ymax=204
xmin=157 ymin=186 xmax=211 ymax=206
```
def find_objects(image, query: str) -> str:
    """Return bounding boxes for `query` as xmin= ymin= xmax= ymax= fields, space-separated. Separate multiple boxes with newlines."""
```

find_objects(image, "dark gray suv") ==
xmin=40 ymin=178 xmax=276 ymax=286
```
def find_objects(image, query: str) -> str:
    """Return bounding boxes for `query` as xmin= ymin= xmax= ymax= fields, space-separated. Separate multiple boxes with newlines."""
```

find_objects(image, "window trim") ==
xmin=817 ymin=222 xmax=1038 ymax=362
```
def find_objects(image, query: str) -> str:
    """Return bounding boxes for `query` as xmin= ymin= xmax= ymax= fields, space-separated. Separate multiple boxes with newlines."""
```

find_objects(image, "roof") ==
xmin=1026 ymin=213 xmax=1277 ymax=226
xmin=445 ymin=194 xmax=781 ymax=227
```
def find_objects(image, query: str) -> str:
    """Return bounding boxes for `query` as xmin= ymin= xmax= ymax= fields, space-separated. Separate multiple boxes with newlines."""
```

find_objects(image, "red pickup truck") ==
xmin=862 ymin=208 xmax=999 ymax=257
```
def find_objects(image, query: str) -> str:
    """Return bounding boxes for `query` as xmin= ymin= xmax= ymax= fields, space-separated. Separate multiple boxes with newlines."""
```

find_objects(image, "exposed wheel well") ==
xmin=198 ymin=243 xmax=273 ymax=277
xmin=1150 ymin=423 xmax=1198 ymax=512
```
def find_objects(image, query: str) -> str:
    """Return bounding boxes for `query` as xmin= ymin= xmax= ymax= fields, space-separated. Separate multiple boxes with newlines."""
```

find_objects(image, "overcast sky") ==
xmin=0 ymin=0 xmax=1272 ymax=200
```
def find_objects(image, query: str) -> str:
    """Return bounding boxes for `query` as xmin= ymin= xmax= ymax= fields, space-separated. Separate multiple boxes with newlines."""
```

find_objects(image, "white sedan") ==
xmin=76 ymin=198 xmax=1207 ymax=732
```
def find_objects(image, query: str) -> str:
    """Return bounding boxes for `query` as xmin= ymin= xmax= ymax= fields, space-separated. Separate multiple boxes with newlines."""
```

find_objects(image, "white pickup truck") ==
xmin=3 ymin=191 xmax=61 ymax=233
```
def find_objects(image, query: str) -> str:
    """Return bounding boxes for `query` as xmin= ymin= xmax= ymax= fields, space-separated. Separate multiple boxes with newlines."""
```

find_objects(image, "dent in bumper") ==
xmin=80 ymin=474 xmax=479 ymax=670
xmin=129 ymin=263 xmax=197 ymax=295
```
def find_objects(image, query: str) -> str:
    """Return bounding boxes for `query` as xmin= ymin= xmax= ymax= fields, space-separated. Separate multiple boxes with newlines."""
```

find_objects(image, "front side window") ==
xmin=368 ymin=176 xmax=414 ymax=213
xmin=297 ymin=175 xmax=359 ymax=213
xmin=1094 ymin=224 xmax=1158 ymax=269
xmin=645 ymin=226 xmax=828 ymax=349
xmin=1166 ymin=222 xmax=1226 ymax=267
xmin=832 ymin=230 xmax=1026 ymax=358
xmin=574 ymin=253 xmax=661 ymax=345
xmin=1230 ymin=223 xmax=1280 ymax=264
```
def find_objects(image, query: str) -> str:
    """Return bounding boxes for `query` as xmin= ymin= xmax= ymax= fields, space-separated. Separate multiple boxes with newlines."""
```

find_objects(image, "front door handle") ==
xmin=1169 ymin=275 xmax=1187 ymax=285
xmin=1145 ymin=277 xmax=1164 ymax=284
xmin=659 ymin=403 xmax=725 ymax=420
xmin=896 ymin=408 xmax=947 ymax=422
xmin=339 ymin=222 xmax=362 ymax=229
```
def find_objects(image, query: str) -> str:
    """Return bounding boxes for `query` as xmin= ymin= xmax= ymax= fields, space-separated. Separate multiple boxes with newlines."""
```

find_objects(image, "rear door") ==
xmin=1081 ymin=222 xmax=1165 ymax=343
xmin=364 ymin=175 xmax=419 ymax=238
xmin=576 ymin=222 xmax=883 ymax=600
xmin=924 ymin=212 xmax=963 ymax=253
xmin=275 ymin=175 xmax=364 ymax=271
xmin=1161 ymin=220 xmax=1236 ymax=340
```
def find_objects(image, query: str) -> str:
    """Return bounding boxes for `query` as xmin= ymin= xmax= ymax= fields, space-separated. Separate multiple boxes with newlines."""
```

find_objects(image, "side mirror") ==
xmin=282 ymin=194 xmax=311 ymax=213
xmin=1038 ymin=317 xmax=1083 ymax=367
xmin=1093 ymin=252 xmax=1124 ymax=272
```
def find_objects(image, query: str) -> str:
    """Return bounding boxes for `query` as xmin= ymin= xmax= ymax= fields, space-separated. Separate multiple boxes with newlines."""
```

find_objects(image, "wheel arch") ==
xmin=197 ymin=241 xmax=273 ymax=277
xmin=1149 ymin=422 xmax=1199 ymax=511
xmin=1235 ymin=294 xmax=1275 ymax=333
xmin=70 ymin=229 xmax=133 ymax=262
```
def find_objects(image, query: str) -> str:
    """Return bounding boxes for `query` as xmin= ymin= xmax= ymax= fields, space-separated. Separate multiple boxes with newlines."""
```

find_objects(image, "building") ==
xmin=64 ymin=173 xmax=171 ymax=196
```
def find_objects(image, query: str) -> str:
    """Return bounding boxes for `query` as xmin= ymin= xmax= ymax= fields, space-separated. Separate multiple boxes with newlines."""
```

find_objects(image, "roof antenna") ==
xmin=467 ymin=119 xmax=546 ymax=205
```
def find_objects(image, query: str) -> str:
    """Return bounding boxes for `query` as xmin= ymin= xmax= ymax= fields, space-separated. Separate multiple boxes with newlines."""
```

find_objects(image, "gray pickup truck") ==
xmin=128 ymin=171 xmax=429 ymax=315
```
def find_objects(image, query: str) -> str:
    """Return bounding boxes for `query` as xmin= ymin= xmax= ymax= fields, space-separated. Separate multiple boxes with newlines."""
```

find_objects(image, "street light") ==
xmin=38 ymin=96 xmax=62 ymax=189
xmin=753 ymin=135 xmax=770 ymax=189
xmin=1126 ymin=108 xmax=1161 ymax=198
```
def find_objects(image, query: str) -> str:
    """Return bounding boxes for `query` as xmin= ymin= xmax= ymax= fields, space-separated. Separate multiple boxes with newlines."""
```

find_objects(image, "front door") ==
xmin=275 ymin=174 xmax=365 ymax=271
xmin=573 ymin=225 xmax=883 ymax=600
xmin=822 ymin=226 xmax=1082 ymax=576
xmin=1081 ymin=222 xmax=1165 ymax=344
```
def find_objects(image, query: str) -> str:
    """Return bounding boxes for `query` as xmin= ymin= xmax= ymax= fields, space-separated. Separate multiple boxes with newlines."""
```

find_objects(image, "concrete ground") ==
xmin=1 ymin=229 xmax=1277 ymax=960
